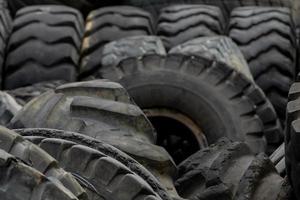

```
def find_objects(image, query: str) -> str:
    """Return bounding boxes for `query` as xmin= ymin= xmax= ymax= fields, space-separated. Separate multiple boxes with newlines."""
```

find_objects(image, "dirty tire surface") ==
xmin=229 ymin=7 xmax=296 ymax=125
xmin=0 ymin=126 xmax=87 ymax=199
xmin=4 ymin=5 xmax=84 ymax=89
xmin=170 ymin=36 xmax=283 ymax=154
xmin=157 ymin=5 xmax=225 ymax=50
xmin=80 ymin=6 xmax=155 ymax=77
xmin=0 ymin=149 xmax=78 ymax=200
xmin=24 ymin=134 xmax=163 ymax=200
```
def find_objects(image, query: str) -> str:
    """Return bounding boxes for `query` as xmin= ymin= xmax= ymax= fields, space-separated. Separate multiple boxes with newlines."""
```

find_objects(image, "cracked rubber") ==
xmin=157 ymin=5 xmax=225 ymax=50
xmin=170 ymin=36 xmax=283 ymax=154
xmin=229 ymin=7 xmax=296 ymax=125
xmin=0 ymin=126 xmax=87 ymax=199
xmin=0 ymin=148 xmax=78 ymax=200
xmin=4 ymin=5 xmax=84 ymax=89
xmin=80 ymin=6 xmax=155 ymax=77
xmin=175 ymin=138 xmax=288 ymax=200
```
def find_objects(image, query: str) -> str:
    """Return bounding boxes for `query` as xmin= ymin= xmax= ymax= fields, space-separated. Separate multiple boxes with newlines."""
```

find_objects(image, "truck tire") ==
xmin=0 ymin=149 xmax=78 ymax=200
xmin=0 ymin=126 xmax=87 ymax=199
xmin=80 ymin=6 xmax=155 ymax=77
xmin=285 ymin=82 xmax=300 ymax=199
xmin=270 ymin=143 xmax=285 ymax=176
xmin=229 ymin=7 xmax=296 ymax=124
xmin=23 ymin=135 xmax=163 ymax=200
xmin=9 ymin=80 xmax=178 ymax=196
xmin=16 ymin=128 xmax=173 ymax=200
xmin=170 ymin=36 xmax=283 ymax=154
xmin=4 ymin=5 xmax=84 ymax=89
xmin=157 ymin=5 xmax=225 ymax=50
xmin=175 ymin=138 xmax=289 ymax=200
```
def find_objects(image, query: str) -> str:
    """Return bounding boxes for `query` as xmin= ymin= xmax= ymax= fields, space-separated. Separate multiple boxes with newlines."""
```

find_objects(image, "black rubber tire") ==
xmin=175 ymin=138 xmax=289 ymax=200
xmin=0 ymin=149 xmax=78 ymax=200
xmin=8 ymin=80 xmax=178 ymax=196
xmin=0 ymin=92 xmax=21 ymax=126
xmin=0 ymin=126 xmax=87 ymax=199
xmin=4 ymin=5 xmax=84 ymax=90
xmin=270 ymin=143 xmax=285 ymax=176
xmin=16 ymin=128 xmax=173 ymax=200
xmin=23 ymin=135 xmax=162 ymax=200
xmin=7 ymin=0 xmax=113 ymax=16
xmin=157 ymin=5 xmax=225 ymax=50
xmin=120 ymin=0 xmax=292 ymax=19
xmin=96 ymin=36 xmax=284 ymax=156
xmin=7 ymin=80 xmax=66 ymax=105
xmin=170 ymin=36 xmax=283 ymax=154
xmin=284 ymin=82 xmax=300 ymax=199
xmin=229 ymin=7 xmax=297 ymax=124
xmin=0 ymin=6 xmax=12 ymax=88
xmin=80 ymin=6 xmax=155 ymax=77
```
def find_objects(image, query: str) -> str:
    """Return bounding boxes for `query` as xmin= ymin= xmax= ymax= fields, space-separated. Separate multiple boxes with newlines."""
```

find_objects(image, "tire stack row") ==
xmin=0 ymin=1 xmax=297 ymax=200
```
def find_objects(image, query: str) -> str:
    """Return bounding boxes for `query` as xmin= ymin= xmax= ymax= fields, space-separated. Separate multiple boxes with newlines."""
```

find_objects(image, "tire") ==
xmin=285 ymin=82 xmax=300 ymax=199
xmin=16 ymin=128 xmax=173 ymax=200
xmin=157 ymin=5 xmax=225 ymax=50
xmin=96 ymin=36 xmax=283 ymax=159
xmin=0 ymin=126 xmax=87 ymax=199
xmin=9 ymin=80 xmax=178 ymax=197
xmin=0 ymin=92 xmax=21 ymax=126
xmin=170 ymin=36 xmax=283 ymax=154
xmin=22 ymin=134 xmax=163 ymax=200
xmin=4 ymin=5 xmax=84 ymax=90
xmin=7 ymin=80 xmax=66 ymax=105
xmin=80 ymin=6 xmax=155 ymax=77
xmin=175 ymin=138 xmax=289 ymax=200
xmin=0 ymin=6 xmax=12 ymax=87
xmin=270 ymin=143 xmax=285 ymax=176
xmin=120 ymin=0 xmax=292 ymax=19
xmin=0 ymin=149 xmax=78 ymax=200
xmin=229 ymin=7 xmax=297 ymax=125
xmin=7 ymin=0 xmax=113 ymax=16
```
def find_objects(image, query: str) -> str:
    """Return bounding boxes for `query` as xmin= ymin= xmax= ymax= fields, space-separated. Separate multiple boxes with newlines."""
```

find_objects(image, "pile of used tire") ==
xmin=0 ymin=0 xmax=299 ymax=199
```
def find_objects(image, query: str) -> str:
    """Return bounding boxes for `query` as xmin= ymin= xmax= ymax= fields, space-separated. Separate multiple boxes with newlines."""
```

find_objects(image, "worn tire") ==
xmin=16 ymin=128 xmax=173 ymax=200
xmin=4 ymin=5 xmax=84 ymax=89
xmin=157 ymin=5 xmax=225 ymax=50
xmin=0 ymin=92 xmax=21 ymax=125
xmin=7 ymin=80 xmax=66 ymax=105
xmin=0 ymin=149 xmax=78 ymax=200
xmin=229 ymin=7 xmax=296 ymax=124
xmin=170 ymin=36 xmax=283 ymax=154
xmin=0 ymin=126 xmax=87 ymax=199
xmin=175 ymin=138 xmax=288 ymax=200
xmin=9 ymin=80 xmax=178 ymax=197
xmin=22 ymin=135 xmax=163 ymax=200
xmin=120 ymin=0 xmax=292 ymax=18
xmin=284 ymin=82 xmax=300 ymax=199
xmin=80 ymin=6 xmax=155 ymax=77
xmin=0 ymin=6 xmax=12 ymax=87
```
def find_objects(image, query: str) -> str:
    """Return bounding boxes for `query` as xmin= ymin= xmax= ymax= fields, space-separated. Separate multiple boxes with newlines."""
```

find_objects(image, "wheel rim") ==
xmin=144 ymin=108 xmax=208 ymax=164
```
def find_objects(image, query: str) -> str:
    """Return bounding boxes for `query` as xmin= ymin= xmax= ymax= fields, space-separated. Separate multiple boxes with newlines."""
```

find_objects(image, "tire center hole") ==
xmin=144 ymin=108 xmax=208 ymax=164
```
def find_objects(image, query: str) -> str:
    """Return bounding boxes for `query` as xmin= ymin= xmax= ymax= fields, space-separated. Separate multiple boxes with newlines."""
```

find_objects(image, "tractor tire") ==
xmin=170 ymin=36 xmax=283 ymax=154
xmin=0 ymin=92 xmax=21 ymax=126
xmin=175 ymin=138 xmax=290 ymax=200
xmin=16 ymin=128 xmax=173 ymax=200
xmin=284 ymin=82 xmax=300 ymax=199
xmin=0 ymin=126 xmax=87 ymax=199
xmin=4 ymin=5 xmax=84 ymax=89
xmin=0 ymin=149 xmax=78 ymax=200
xmin=95 ymin=36 xmax=282 ymax=160
xmin=157 ymin=5 xmax=225 ymax=50
xmin=23 ymin=135 xmax=163 ymax=200
xmin=80 ymin=6 xmax=155 ymax=77
xmin=270 ymin=143 xmax=285 ymax=176
xmin=8 ymin=80 xmax=178 ymax=196
xmin=229 ymin=7 xmax=296 ymax=124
